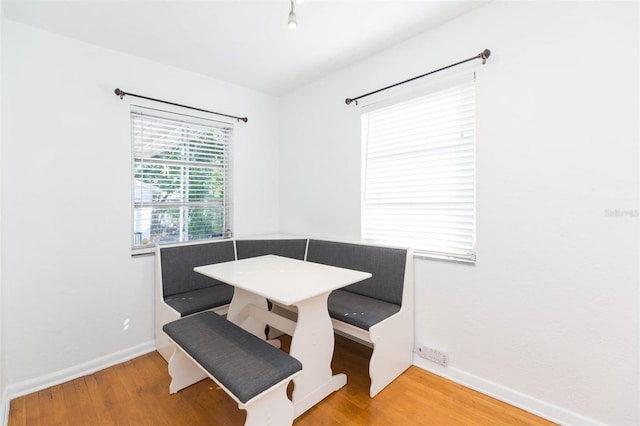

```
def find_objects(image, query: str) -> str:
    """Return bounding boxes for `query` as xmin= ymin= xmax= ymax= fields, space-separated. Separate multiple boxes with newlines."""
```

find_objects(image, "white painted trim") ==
xmin=7 ymin=340 xmax=156 ymax=401
xmin=2 ymin=390 xmax=8 ymax=426
xmin=412 ymin=355 xmax=604 ymax=426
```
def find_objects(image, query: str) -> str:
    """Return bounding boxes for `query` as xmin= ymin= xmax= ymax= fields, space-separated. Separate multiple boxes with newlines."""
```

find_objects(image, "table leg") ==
xmin=290 ymin=292 xmax=347 ymax=418
xmin=227 ymin=287 xmax=269 ymax=339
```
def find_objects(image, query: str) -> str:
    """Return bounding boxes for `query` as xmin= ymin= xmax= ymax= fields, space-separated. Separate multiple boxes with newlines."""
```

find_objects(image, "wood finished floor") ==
xmin=9 ymin=335 xmax=556 ymax=425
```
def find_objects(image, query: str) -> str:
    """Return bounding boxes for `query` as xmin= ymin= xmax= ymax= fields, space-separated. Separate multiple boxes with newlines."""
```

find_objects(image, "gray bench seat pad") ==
xmin=164 ymin=284 xmax=234 ymax=317
xmin=163 ymin=311 xmax=302 ymax=404
xmin=328 ymin=289 xmax=400 ymax=330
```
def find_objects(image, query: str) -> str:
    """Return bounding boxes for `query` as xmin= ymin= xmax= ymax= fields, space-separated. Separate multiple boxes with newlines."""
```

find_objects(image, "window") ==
xmin=361 ymin=80 xmax=476 ymax=262
xmin=131 ymin=106 xmax=233 ymax=249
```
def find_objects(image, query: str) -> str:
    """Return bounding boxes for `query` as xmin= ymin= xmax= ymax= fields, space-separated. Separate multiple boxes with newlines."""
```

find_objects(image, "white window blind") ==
xmin=131 ymin=106 xmax=233 ymax=249
xmin=361 ymin=81 xmax=476 ymax=262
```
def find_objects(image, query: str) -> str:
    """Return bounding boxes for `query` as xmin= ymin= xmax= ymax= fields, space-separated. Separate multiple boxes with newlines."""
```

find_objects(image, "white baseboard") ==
xmin=412 ymin=355 xmax=604 ymax=426
xmin=7 ymin=340 xmax=156 ymax=401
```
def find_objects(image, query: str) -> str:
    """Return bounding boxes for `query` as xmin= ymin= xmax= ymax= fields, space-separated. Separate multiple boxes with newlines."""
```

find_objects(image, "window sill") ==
xmin=413 ymin=251 xmax=476 ymax=264
xmin=131 ymin=246 xmax=156 ymax=257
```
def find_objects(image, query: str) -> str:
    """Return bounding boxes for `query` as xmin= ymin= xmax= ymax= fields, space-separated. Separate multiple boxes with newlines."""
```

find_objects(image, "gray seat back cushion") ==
xmin=306 ymin=239 xmax=407 ymax=306
xmin=161 ymin=240 xmax=236 ymax=297
xmin=235 ymin=239 xmax=307 ymax=260
xmin=163 ymin=312 xmax=302 ymax=404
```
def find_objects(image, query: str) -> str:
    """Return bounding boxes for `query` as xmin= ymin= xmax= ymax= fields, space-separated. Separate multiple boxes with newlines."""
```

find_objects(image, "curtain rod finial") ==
xmin=114 ymin=88 xmax=125 ymax=99
xmin=240 ymin=117 xmax=248 ymax=123
xmin=345 ymin=98 xmax=353 ymax=105
xmin=480 ymin=49 xmax=491 ymax=64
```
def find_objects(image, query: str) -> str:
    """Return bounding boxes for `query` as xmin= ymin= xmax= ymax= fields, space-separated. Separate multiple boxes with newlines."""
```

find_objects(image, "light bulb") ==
xmin=288 ymin=11 xmax=297 ymax=29
xmin=288 ymin=0 xmax=297 ymax=29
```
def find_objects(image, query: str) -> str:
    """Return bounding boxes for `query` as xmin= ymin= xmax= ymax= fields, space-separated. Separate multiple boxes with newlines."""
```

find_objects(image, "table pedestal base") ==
xmin=227 ymin=283 xmax=350 ymax=417
xmin=290 ymin=293 xmax=346 ymax=417
xmin=293 ymin=373 xmax=347 ymax=418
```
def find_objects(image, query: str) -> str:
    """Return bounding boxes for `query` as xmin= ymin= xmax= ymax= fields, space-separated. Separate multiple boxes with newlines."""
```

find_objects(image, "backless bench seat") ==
xmin=163 ymin=311 xmax=302 ymax=426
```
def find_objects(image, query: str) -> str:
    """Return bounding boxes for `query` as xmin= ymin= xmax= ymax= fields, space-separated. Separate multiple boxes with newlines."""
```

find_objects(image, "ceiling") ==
xmin=2 ymin=1 xmax=489 ymax=96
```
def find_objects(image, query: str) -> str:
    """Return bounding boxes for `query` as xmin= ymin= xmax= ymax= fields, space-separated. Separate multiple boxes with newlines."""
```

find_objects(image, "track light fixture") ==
xmin=288 ymin=0 xmax=297 ymax=29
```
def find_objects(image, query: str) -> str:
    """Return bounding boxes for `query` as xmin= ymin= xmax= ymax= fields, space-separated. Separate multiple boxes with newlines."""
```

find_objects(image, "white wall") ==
xmin=1 ymin=19 xmax=281 ymax=396
xmin=279 ymin=2 xmax=639 ymax=425
xmin=0 ymin=4 xmax=5 ymax=424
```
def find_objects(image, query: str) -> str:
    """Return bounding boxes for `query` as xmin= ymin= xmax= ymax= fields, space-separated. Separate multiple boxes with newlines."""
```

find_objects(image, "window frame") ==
xmin=360 ymin=75 xmax=476 ymax=263
xmin=130 ymin=105 xmax=233 ymax=252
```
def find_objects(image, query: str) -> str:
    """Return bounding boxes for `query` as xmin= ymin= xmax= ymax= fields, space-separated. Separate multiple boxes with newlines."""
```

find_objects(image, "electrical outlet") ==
xmin=416 ymin=343 xmax=449 ymax=367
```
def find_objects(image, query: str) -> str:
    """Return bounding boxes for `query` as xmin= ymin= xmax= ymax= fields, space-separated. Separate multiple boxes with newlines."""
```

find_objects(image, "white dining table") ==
xmin=194 ymin=254 xmax=371 ymax=418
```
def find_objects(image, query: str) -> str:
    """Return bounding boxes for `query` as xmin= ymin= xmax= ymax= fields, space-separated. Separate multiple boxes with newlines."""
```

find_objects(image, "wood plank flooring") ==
xmin=9 ymin=335 xmax=556 ymax=425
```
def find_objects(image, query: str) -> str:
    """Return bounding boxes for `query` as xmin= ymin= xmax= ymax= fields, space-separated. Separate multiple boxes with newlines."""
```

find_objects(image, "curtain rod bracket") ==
xmin=344 ymin=48 xmax=492 ymax=106
xmin=113 ymin=87 xmax=248 ymax=123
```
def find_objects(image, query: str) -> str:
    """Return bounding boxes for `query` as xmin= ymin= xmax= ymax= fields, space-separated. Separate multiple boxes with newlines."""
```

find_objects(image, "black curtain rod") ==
xmin=114 ymin=88 xmax=248 ymax=123
xmin=345 ymin=49 xmax=491 ymax=106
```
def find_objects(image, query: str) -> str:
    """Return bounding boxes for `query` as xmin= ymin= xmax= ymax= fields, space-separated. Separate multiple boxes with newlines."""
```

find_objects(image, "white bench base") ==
xmin=167 ymin=343 xmax=299 ymax=426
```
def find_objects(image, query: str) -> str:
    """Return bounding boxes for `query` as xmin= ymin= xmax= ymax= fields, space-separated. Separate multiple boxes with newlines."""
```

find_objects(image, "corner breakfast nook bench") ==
xmin=163 ymin=311 xmax=302 ymax=426
xmin=155 ymin=235 xmax=413 ymax=398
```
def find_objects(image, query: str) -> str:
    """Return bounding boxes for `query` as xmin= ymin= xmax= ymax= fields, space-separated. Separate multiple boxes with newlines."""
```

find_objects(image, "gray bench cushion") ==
xmin=163 ymin=311 xmax=302 ymax=404
xmin=236 ymin=239 xmax=307 ymax=260
xmin=161 ymin=240 xmax=236 ymax=297
xmin=164 ymin=285 xmax=234 ymax=317
xmin=307 ymin=239 xmax=407 ymax=306
xmin=328 ymin=290 xmax=401 ymax=330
